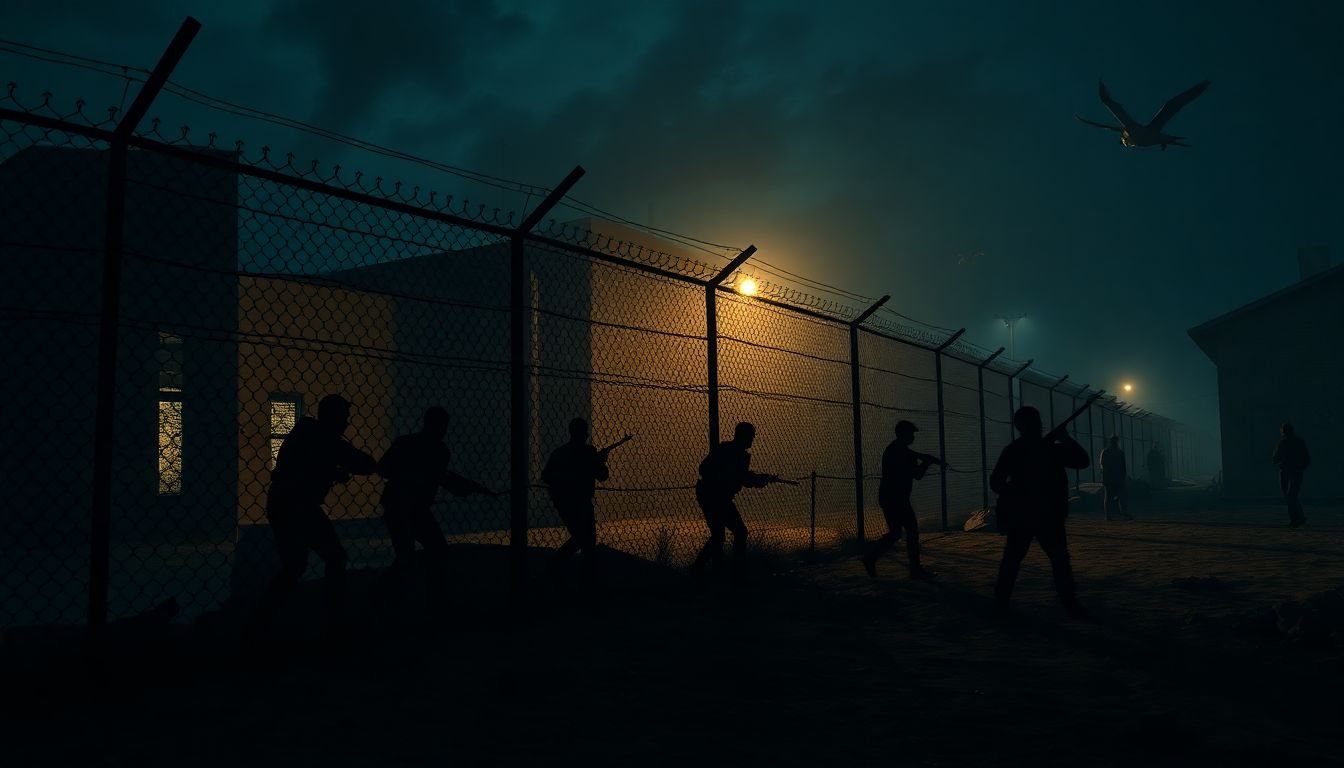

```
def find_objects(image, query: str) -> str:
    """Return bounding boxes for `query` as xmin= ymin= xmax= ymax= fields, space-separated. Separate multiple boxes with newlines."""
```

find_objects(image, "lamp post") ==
xmin=996 ymin=313 xmax=1026 ymax=359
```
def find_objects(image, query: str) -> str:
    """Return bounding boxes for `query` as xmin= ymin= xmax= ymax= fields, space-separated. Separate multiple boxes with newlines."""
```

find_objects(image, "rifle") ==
xmin=1045 ymin=390 xmax=1106 ymax=442
xmin=912 ymin=451 xmax=952 ymax=472
xmin=994 ymin=390 xmax=1105 ymax=532
xmin=598 ymin=434 xmax=634 ymax=458
xmin=761 ymin=474 xmax=801 ymax=487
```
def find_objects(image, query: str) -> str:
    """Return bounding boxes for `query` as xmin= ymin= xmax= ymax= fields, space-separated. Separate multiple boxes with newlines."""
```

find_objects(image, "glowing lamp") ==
xmin=1123 ymin=383 xmax=1134 ymax=393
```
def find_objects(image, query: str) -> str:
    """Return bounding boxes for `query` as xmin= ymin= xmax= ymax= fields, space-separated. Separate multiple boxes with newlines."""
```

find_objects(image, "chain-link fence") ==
xmin=0 ymin=36 xmax=1212 ymax=629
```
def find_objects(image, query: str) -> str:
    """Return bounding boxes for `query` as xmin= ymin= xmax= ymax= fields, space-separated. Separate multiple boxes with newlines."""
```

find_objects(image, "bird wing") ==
xmin=1147 ymin=80 xmax=1210 ymax=130
xmin=1074 ymin=115 xmax=1123 ymax=132
xmin=1097 ymin=80 xmax=1139 ymax=129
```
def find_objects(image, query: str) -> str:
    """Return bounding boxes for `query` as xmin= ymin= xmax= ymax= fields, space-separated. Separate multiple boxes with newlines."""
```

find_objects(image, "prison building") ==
xmin=0 ymin=142 xmax=1036 ymax=625
xmin=1188 ymin=252 xmax=1343 ymax=500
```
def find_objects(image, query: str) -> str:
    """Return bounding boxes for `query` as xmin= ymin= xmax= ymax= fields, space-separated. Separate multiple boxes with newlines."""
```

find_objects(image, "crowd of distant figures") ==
xmin=244 ymin=393 xmax=1313 ymax=638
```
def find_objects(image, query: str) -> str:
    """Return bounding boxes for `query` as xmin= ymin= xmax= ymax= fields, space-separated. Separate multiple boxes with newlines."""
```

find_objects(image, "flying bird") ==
xmin=1076 ymin=79 xmax=1210 ymax=150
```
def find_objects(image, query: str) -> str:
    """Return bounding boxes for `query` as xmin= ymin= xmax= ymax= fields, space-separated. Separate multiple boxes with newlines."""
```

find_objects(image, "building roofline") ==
xmin=1187 ymin=261 xmax=1344 ymax=356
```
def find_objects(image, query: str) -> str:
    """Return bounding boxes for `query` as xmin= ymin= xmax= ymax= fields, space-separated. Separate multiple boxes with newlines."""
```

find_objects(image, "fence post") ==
xmin=1006 ymin=358 xmax=1033 ymax=445
xmin=1087 ymin=393 xmax=1096 ymax=483
xmin=1118 ymin=406 xmax=1131 ymax=479
xmin=810 ymin=470 xmax=817 ymax=551
xmin=934 ymin=329 xmax=965 ymax=531
xmin=705 ymin=246 xmax=756 ymax=451
xmin=975 ymin=347 xmax=1005 ymax=509
xmin=1047 ymin=374 xmax=1069 ymax=430
xmin=512 ymin=165 xmax=585 ymax=593
xmin=1069 ymin=384 xmax=1088 ymax=494
xmin=89 ymin=17 xmax=200 ymax=637
xmin=848 ymin=295 xmax=889 ymax=542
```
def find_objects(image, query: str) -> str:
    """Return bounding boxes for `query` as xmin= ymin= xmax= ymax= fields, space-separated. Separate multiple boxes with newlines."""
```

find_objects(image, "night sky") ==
xmin=5 ymin=1 xmax=1341 ymax=439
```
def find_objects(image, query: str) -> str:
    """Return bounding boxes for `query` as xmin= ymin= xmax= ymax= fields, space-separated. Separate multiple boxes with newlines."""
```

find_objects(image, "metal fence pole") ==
xmin=705 ymin=246 xmax=756 ymax=451
xmin=89 ymin=17 xmax=200 ymax=635
xmin=1047 ymin=374 xmax=1069 ymax=430
xmin=1116 ymin=409 xmax=1123 ymax=474
xmin=934 ymin=329 xmax=965 ymax=531
xmin=512 ymin=165 xmax=585 ymax=593
xmin=1006 ymin=359 xmax=1033 ymax=443
xmin=810 ymin=470 xmax=817 ymax=551
xmin=1070 ymin=385 xmax=1088 ymax=494
xmin=1137 ymin=412 xmax=1147 ymax=482
xmin=975 ymin=347 xmax=1005 ymax=509
xmin=1087 ymin=397 xmax=1096 ymax=483
xmin=1126 ymin=409 xmax=1134 ymax=478
xmin=848 ymin=295 xmax=888 ymax=542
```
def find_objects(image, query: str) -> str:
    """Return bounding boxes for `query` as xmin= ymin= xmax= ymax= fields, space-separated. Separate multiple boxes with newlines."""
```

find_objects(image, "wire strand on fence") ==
xmin=0 ymin=69 xmax=1203 ymax=630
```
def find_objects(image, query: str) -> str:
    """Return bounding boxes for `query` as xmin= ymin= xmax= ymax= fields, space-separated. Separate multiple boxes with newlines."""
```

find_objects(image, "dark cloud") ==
xmin=264 ymin=0 xmax=532 ymax=132
xmin=4 ymin=0 xmax=1343 ymax=435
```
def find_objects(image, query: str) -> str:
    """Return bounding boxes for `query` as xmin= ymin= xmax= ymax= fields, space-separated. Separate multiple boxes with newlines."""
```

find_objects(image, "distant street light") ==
xmin=1122 ymin=382 xmax=1134 ymax=394
xmin=995 ymin=313 xmax=1026 ymax=358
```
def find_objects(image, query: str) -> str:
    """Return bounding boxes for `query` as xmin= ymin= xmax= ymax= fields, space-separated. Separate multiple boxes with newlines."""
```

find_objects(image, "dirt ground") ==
xmin=2 ymin=488 xmax=1342 ymax=767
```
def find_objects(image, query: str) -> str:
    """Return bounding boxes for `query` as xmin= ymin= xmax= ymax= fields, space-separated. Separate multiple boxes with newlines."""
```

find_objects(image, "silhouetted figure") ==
xmin=1100 ymin=435 xmax=1129 ymax=521
xmin=862 ymin=420 xmax=938 ymax=579
xmin=542 ymin=418 xmax=621 ymax=580
xmin=1146 ymin=442 xmax=1166 ymax=487
xmin=690 ymin=422 xmax=783 ymax=583
xmin=991 ymin=406 xmax=1090 ymax=619
xmin=1272 ymin=423 xmax=1311 ymax=528
xmin=378 ymin=406 xmax=492 ymax=589
xmin=250 ymin=394 xmax=376 ymax=636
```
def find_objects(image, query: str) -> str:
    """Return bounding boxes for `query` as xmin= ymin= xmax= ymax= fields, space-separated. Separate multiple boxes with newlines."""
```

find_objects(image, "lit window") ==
xmin=157 ymin=333 xmax=184 ymax=495
xmin=269 ymin=394 xmax=302 ymax=469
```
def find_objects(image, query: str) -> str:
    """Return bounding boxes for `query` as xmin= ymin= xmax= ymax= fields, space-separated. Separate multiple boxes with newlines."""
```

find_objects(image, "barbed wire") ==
xmin=2 ymin=40 xmax=1011 ymax=350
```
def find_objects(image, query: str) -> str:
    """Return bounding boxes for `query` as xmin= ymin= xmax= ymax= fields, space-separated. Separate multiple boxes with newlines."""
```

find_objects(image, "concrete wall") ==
xmin=1203 ymin=274 xmax=1344 ymax=499
xmin=236 ymin=275 xmax=397 ymax=526
xmin=0 ymin=146 xmax=239 ymax=548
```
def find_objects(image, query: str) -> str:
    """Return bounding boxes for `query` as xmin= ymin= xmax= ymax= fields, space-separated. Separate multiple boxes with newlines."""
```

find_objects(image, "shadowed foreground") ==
xmin=2 ymin=497 xmax=1341 ymax=767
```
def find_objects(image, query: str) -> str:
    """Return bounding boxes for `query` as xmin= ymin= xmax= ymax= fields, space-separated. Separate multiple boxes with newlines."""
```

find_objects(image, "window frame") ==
xmin=268 ymin=392 xmax=304 ymax=470
xmin=156 ymin=332 xmax=185 ymax=496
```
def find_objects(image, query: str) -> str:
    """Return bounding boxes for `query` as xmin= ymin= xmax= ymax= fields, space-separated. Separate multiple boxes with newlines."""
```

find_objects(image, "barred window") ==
xmin=269 ymin=394 xmax=302 ymax=469
xmin=156 ymin=333 xmax=184 ymax=495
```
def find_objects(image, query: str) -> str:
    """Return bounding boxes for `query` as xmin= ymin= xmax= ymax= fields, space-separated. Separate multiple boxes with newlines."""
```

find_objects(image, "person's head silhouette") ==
xmin=1109 ymin=435 xmax=1120 ymax=448
xmin=1281 ymin=422 xmax=1295 ymax=437
xmin=1013 ymin=407 xmax=1043 ymax=440
xmin=569 ymin=417 xmax=589 ymax=443
xmin=423 ymin=406 xmax=449 ymax=440
xmin=733 ymin=421 xmax=756 ymax=449
xmin=894 ymin=419 xmax=919 ymax=447
xmin=318 ymin=394 xmax=351 ymax=437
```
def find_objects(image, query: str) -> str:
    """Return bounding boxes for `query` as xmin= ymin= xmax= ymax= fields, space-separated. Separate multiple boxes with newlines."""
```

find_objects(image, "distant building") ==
xmin=1 ymin=144 xmax=772 ymax=620
xmin=1188 ymin=255 xmax=1343 ymax=500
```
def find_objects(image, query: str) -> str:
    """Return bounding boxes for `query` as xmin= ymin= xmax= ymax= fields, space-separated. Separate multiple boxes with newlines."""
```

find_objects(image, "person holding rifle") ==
xmin=249 ymin=394 xmax=377 ymax=639
xmin=690 ymin=421 xmax=796 ymax=585
xmin=542 ymin=418 xmax=628 ymax=580
xmin=378 ymin=406 xmax=496 ymax=593
xmin=991 ymin=404 xmax=1093 ymax=620
xmin=862 ymin=420 xmax=938 ymax=580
